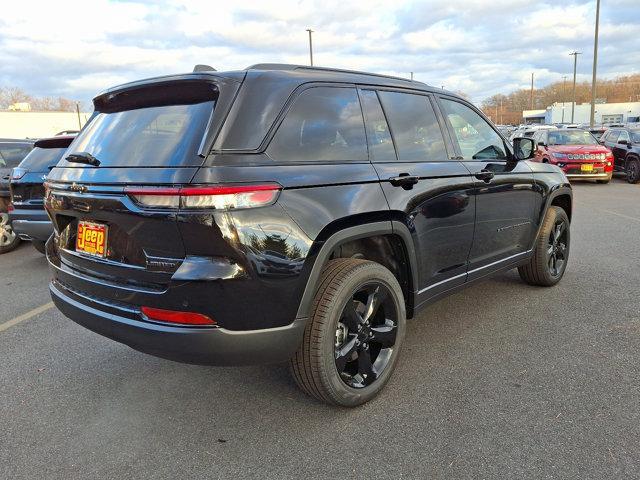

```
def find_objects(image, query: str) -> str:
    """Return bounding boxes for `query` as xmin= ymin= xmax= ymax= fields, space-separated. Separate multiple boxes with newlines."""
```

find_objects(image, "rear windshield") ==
xmin=18 ymin=146 xmax=67 ymax=172
xmin=548 ymin=130 xmax=598 ymax=145
xmin=61 ymin=101 xmax=215 ymax=167
xmin=0 ymin=144 xmax=33 ymax=168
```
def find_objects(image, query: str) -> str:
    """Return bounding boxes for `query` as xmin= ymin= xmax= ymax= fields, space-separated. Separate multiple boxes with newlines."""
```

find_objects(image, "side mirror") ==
xmin=538 ymin=140 xmax=547 ymax=148
xmin=513 ymin=137 xmax=535 ymax=160
xmin=619 ymin=139 xmax=629 ymax=145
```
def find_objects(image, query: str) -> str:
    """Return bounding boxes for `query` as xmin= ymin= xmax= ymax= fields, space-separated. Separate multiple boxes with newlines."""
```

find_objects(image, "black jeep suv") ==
xmin=45 ymin=64 xmax=572 ymax=406
xmin=10 ymin=135 xmax=75 ymax=253
xmin=600 ymin=126 xmax=640 ymax=183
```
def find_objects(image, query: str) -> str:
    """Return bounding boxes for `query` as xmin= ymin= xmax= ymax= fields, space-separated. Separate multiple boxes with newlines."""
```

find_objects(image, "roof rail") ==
xmin=245 ymin=63 xmax=417 ymax=84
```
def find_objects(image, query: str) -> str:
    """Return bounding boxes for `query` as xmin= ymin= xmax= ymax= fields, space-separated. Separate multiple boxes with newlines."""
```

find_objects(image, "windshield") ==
xmin=0 ymin=143 xmax=33 ymax=168
xmin=61 ymin=101 xmax=215 ymax=167
xmin=18 ymin=147 xmax=67 ymax=172
xmin=548 ymin=130 xmax=598 ymax=146
xmin=631 ymin=130 xmax=640 ymax=143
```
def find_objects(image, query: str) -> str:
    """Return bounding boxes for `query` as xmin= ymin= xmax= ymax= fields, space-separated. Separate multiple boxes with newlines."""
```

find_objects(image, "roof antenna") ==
xmin=193 ymin=64 xmax=216 ymax=72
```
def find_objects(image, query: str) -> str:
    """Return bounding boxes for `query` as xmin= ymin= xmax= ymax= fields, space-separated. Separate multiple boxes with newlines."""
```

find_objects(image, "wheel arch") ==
xmin=295 ymin=220 xmax=419 ymax=320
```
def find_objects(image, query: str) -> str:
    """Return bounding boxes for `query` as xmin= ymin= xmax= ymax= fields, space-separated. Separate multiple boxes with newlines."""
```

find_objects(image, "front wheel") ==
xmin=518 ymin=206 xmax=570 ymax=287
xmin=626 ymin=159 xmax=640 ymax=184
xmin=0 ymin=213 xmax=21 ymax=254
xmin=291 ymin=258 xmax=406 ymax=407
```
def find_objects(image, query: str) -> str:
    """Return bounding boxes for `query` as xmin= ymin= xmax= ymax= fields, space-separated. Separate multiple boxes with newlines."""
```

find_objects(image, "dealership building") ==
xmin=523 ymin=101 xmax=640 ymax=125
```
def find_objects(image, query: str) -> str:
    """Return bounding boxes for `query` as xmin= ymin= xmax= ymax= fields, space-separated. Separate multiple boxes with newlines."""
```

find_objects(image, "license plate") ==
xmin=76 ymin=221 xmax=108 ymax=257
xmin=581 ymin=164 xmax=593 ymax=172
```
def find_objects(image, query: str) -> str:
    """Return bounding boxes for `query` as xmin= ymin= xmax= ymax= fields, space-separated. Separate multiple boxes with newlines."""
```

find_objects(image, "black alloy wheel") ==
xmin=547 ymin=219 xmax=568 ymax=278
xmin=334 ymin=283 xmax=398 ymax=389
xmin=627 ymin=160 xmax=640 ymax=184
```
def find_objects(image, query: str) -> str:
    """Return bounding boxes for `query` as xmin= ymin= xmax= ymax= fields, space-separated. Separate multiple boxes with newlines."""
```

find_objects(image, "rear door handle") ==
xmin=474 ymin=170 xmax=494 ymax=182
xmin=389 ymin=174 xmax=420 ymax=190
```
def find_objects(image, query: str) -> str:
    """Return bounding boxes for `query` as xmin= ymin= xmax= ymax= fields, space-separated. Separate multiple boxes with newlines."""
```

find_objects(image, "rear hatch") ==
xmin=46 ymin=75 xmax=242 ymax=290
xmin=11 ymin=137 xmax=74 ymax=207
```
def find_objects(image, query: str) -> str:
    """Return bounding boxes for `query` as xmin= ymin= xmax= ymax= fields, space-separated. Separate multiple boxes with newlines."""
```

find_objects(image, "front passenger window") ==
xmin=440 ymin=98 xmax=507 ymax=161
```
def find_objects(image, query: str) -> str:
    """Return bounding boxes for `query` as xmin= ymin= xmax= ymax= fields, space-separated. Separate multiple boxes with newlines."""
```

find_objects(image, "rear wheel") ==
xmin=518 ymin=206 xmax=570 ymax=287
xmin=291 ymin=258 xmax=406 ymax=407
xmin=32 ymin=241 xmax=47 ymax=254
xmin=626 ymin=159 xmax=640 ymax=184
xmin=0 ymin=213 xmax=21 ymax=254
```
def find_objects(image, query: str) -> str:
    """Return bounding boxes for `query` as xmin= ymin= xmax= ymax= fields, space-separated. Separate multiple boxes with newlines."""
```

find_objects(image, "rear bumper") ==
xmin=49 ymin=280 xmax=306 ymax=366
xmin=10 ymin=208 xmax=52 ymax=241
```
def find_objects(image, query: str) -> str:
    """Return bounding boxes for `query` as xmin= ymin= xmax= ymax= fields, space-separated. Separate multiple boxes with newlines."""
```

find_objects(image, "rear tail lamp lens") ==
xmin=11 ymin=168 xmax=26 ymax=180
xmin=141 ymin=306 xmax=216 ymax=326
xmin=125 ymin=184 xmax=281 ymax=210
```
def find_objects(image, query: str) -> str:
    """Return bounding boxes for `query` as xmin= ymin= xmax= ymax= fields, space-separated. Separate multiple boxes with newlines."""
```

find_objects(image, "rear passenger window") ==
xmin=268 ymin=87 xmax=367 ymax=162
xmin=359 ymin=90 xmax=396 ymax=161
xmin=378 ymin=91 xmax=448 ymax=161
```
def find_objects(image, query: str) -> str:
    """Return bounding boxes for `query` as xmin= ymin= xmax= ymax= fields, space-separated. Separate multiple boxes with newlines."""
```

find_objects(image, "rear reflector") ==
xmin=125 ymin=184 xmax=281 ymax=210
xmin=141 ymin=306 xmax=216 ymax=326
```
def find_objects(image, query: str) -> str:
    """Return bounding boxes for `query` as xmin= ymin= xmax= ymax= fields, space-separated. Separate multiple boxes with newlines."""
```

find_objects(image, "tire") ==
xmin=0 ymin=212 xmax=21 ymax=254
xmin=32 ymin=240 xmax=47 ymax=254
xmin=626 ymin=159 xmax=640 ymax=184
xmin=291 ymin=258 xmax=406 ymax=407
xmin=518 ymin=206 xmax=570 ymax=287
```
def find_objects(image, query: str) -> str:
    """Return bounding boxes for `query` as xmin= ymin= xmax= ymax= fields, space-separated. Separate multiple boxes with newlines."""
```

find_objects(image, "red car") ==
xmin=531 ymin=129 xmax=614 ymax=183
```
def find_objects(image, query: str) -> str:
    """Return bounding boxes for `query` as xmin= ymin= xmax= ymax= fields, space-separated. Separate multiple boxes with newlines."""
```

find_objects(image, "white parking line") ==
xmin=599 ymin=209 xmax=640 ymax=223
xmin=0 ymin=302 xmax=54 ymax=333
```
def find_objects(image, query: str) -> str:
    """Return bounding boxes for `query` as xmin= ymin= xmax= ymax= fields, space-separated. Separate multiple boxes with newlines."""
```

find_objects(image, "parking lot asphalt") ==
xmin=1 ymin=178 xmax=639 ymax=480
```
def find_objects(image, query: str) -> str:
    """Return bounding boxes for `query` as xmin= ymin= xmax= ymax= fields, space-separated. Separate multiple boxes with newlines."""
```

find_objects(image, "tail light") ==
xmin=11 ymin=168 xmax=26 ymax=180
xmin=7 ymin=203 xmax=14 ymax=212
xmin=125 ymin=184 xmax=281 ymax=210
xmin=141 ymin=306 xmax=216 ymax=326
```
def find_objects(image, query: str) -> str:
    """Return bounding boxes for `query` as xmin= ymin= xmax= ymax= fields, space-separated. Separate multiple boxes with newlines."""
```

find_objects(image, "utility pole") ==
xmin=75 ymin=102 xmax=81 ymax=129
xmin=589 ymin=0 xmax=601 ymax=127
xmin=530 ymin=72 xmax=535 ymax=110
xmin=410 ymin=72 xmax=414 ymax=80
xmin=569 ymin=51 xmax=582 ymax=123
xmin=306 ymin=29 xmax=314 ymax=66
xmin=500 ymin=97 xmax=503 ymax=124
xmin=562 ymin=75 xmax=568 ymax=123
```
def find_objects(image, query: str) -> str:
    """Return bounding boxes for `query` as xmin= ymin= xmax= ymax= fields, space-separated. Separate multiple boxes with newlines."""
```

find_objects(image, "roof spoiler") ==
xmin=193 ymin=64 xmax=217 ymax=72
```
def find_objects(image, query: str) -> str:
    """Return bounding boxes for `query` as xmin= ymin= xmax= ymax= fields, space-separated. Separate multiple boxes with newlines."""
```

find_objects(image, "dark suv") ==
xmin=10 ymin=135 xmax=75 ymax=253
xmin=600 ymin=126 xmax=640 ymax=183
xmin=1 ymin=139 xmax=34 ymax=253
xmin=45 ymin=65 xmax=572 ymax=406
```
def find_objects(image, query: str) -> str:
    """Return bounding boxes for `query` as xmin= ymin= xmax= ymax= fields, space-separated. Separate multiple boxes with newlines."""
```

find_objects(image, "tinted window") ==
xmin=631 ymin=130 xmax=640 ymax=143
xmin=618 ymin=130 xmax=630 ymax=143
xmin=18 ymin=147 xmax=67 ymax=172
xmin=0 ymin=144 xmax=32 ymax=168
xmin=378 ymin=91 xmax=448 ymax=161
xmin=268 ymin=87 xmax=367 ymax=162
xmin=359 ymin=90 xmax=396 ymax=161
xmin=440 ymin=98 xmax=507 ymax=160
xmin=61 ymin=102 xmax=215 ymax=167
xmin=604 ymin=130 xmax=619 ymax=143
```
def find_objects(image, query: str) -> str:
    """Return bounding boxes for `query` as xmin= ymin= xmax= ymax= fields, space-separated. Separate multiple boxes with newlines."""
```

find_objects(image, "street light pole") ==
xmin=306 ymin=29 xmax=314 ymax=66
xmin=569 ymin=51 xmax=582 ymax=123
xmin=530 ymin=72 xmax=534 ymax=110
xmin=589 ymin=0 xmax=601 ymax=127
xmin=562 ymin=75 xmax=567 ymax=123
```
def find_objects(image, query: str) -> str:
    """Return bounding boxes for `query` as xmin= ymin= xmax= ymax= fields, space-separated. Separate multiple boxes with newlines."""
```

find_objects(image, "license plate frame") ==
xmin=76 ymin=221 xmax=108 ymax=258
xmin=581 ymin=163 xmax=594 ymax=172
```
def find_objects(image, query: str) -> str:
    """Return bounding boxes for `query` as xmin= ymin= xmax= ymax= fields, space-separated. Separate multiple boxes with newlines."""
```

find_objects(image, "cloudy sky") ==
xmin=1 ymin=0 xmax=638 ymax=108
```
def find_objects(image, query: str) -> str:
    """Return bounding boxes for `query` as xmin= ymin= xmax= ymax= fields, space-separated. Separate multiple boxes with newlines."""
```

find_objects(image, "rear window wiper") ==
xmin=65 ymin=152 xmax=101 ymax=167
